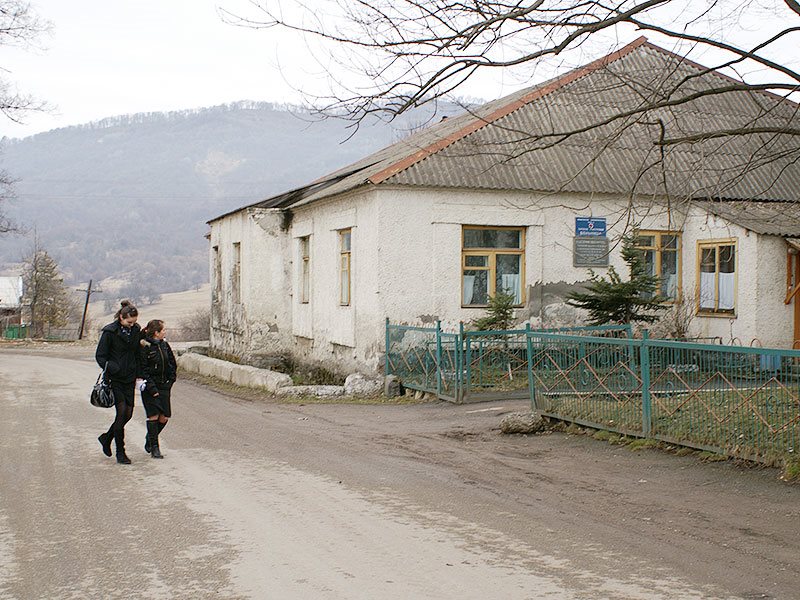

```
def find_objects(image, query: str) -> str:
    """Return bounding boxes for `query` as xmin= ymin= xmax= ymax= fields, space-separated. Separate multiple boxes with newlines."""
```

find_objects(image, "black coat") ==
xmin=139 ymin=337 xmax=177 ymax=389
xmin=95 ymin=321 xmax=143 ymax=383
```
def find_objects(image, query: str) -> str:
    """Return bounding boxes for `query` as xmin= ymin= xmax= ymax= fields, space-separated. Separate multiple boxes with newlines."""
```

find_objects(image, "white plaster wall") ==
xmin=374 ymin=187 xmax=689 ymax=328
xmin=288 ymin=191 xmax=382 ymax=372
xmin=755 ymin=235 xmax=793 ymax=348
xmin=209 ymin=208 xmax=292 ymax=359
xmin=211 ymin=185 xmax=795 ymax=375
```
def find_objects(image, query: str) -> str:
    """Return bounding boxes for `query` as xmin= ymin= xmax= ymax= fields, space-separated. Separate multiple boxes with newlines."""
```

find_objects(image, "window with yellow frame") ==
xmin=338 ymin=229 xmax=351 ymax=306
xmin=634 ymin=231 xmax=681 ymax=302
xmin=462 ymin=226 xmax=525 ymax=307
xmin=697 ymin=239 xmax=737 ymax=315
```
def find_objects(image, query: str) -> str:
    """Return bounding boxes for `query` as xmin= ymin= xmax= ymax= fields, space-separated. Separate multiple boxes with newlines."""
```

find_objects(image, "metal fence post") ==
xmin=384 ymin=317 xmax=390 ymax=376
xmin=640 ymin=329 xmax=652 ymax=436
xmin=458 ymin=321 xmax=465 ymax=402
xmin=435 ymin=320 xmax=443 ymax=398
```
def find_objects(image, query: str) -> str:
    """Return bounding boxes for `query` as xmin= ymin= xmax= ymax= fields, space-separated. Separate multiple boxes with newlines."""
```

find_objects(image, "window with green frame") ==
xmin=635 ymin=231 xmax=681 ymax=301
xmin=462 ymin=226 xmax=525 ymax=306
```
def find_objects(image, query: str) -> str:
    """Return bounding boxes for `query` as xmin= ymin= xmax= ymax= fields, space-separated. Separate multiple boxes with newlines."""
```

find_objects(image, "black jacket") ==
xmin=139 ymin=337 xmax=177 ymax=389
xmin=95 ymin=321 xmax=143 ymax=383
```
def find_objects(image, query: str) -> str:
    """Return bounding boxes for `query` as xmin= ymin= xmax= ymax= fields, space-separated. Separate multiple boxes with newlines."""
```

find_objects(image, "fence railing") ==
xmin=386 ymin=319 xmax=800 ymax=463
xmin=526 ymin=330 xmax=800 ymax=464
xmin=385 ymin=320 xmax=630 ymax=403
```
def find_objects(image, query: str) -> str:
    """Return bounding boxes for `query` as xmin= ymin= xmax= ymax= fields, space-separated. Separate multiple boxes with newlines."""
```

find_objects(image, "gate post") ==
xmin=640 ymin=329 xmax=652 ymax=436
xmin=526 ymin=323 xmax=538 ymax=410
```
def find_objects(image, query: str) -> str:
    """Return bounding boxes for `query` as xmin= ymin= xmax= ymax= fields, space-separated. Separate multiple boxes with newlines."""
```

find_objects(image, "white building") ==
xmin=207 ymin=38 xmax=800 ymax=374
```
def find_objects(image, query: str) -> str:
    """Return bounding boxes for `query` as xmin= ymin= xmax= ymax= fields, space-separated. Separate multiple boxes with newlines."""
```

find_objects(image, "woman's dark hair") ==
xmin=114 ymin=300 xmax=138 ymax=321
xmin=142 ymin=319 xmax=164 ymax=338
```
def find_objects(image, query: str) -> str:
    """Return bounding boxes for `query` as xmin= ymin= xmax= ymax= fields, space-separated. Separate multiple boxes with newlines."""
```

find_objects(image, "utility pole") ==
xmin=77 ymin=279 xmax=102 ymax=340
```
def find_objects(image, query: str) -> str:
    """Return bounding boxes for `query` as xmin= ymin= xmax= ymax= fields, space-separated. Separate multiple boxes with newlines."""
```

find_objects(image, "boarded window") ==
xmin=232 ymin=242 xmax=241 ymax=304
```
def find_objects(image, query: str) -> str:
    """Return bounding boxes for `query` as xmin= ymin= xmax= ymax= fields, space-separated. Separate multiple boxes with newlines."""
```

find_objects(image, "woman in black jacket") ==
xmin=138 ymin=319 xmax=177 ymax=459
xmin=95 ymin=300 xmax=142 ymax=464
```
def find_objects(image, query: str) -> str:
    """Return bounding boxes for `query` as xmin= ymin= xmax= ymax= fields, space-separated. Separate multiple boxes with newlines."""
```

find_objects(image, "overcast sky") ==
xmin=2 ymin=0 xmax=344 ymax=139
xmin=4 ymin=1 xmax=798 ymax=140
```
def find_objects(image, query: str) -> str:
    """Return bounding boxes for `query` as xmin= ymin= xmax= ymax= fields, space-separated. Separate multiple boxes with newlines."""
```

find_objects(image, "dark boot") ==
xmin=114 ymin=429 xmax=131 ymax=464
xmin=98 ymin=432 xmax=112 ymax=457
xmin=145 ymin=420 xmax=167 ymax=453
xmin=147 ymin=420 xmax=163 ymax=459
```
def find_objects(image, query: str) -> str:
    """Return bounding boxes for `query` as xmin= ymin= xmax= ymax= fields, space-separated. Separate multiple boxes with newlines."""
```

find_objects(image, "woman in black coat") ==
xmin=138 ymin=319 xmax=177 ymax=459
xmin=95 ymin=300 xmax=142 ymax=464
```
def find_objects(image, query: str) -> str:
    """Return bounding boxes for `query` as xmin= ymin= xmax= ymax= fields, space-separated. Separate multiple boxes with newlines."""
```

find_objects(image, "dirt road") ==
xmin=0 ymin=347 xmax=797 ymax=599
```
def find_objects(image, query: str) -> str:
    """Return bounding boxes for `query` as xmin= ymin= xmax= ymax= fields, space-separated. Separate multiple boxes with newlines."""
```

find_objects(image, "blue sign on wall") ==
xmin=575 ymin=217 xmax=607 ymax=237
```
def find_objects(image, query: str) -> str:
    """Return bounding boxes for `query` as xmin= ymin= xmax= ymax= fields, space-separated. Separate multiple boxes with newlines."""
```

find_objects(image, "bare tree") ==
xmin=0 ymin=1 xmax=50 ymax=235
xmin=223 ymin=1 xmax=800 ymax=123
xmin=222 ymin=0 xmax=800 ymax=234
xmin=0 ymin=0 xmax=49 ymax=123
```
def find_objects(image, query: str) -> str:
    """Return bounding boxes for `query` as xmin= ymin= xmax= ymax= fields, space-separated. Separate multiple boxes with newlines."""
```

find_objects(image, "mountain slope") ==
xmin=0 ymin=101 xmax=464 ymax=294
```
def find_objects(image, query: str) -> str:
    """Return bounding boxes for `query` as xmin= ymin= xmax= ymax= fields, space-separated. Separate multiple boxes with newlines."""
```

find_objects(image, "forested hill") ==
xmin=0 ymin=100 xmax=466 ymax=298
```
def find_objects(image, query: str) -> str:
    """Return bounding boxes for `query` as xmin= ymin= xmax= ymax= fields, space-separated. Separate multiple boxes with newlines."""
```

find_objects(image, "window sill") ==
xmin=696 ymin=310 xmax=737 ymax=319
xmin=461 ymin=305 xmax=525 ymax=309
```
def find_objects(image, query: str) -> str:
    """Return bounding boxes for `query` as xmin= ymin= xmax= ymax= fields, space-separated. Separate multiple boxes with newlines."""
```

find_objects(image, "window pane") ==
xmin=660 ymin=250 xmax=678 ymax=299
xmin=661 ymin=235 xmax=678 ymax=250
xmin=642 ymin=249 xmax=656 ymax=277
xmin=463 ymin=270 xmax=488 ymax=305
xmin=719 ymin=245 xmax=735 ymax=273
xmin=301 ymin=263 xmax=310 ymax=302
xmin=463 ymin=228 xmax=521 ymax=249
xmin=700 ymin=248 xmax=716 ymax=273
xmin=495 ymin=254 xmax=521 ymax=303
xmin=636 ymin=235 xmax=655 ymax=248
xmin=300 ymin=237 xmax=309 ymax=258
xmin=340 ymin=270 xmax=350 ymax=305
xmin=465 ymin=255 xmax=488 ymax=267
xmin=340 ymin=230 xmax=351 ymax=251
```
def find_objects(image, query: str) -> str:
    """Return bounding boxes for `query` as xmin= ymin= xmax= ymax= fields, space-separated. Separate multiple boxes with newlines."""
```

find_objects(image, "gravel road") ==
xmin=0 ymin=347 xmax=797 ymax=599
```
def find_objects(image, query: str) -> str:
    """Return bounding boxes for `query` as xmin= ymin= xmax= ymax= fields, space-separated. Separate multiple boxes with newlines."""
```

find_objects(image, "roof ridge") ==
xmin=368 ymin=36 xmax=649 ymax=185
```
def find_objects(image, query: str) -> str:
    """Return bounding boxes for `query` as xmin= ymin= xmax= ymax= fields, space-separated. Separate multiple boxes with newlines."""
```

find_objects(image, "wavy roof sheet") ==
xmin=211 ymin=37 xmax=800 ymax=223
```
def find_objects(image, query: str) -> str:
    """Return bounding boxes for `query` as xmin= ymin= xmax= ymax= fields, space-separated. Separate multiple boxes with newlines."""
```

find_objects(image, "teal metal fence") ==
xmin=385 ymin=320 xmax=628 ymax=403
xmin=526 ymin=330 xmax=800 ymax=464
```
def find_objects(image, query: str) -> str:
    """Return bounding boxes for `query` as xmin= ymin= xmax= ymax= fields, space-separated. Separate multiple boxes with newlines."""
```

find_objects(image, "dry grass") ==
xmin=87 ymin=285 xmax=210 ymax=337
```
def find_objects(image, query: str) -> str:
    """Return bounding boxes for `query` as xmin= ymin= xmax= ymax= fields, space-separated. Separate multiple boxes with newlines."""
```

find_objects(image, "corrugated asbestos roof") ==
xmin=694 ymin=201 xmax=800 ymax=237
xmin=210 ymin=37 xmax=800 ymax=224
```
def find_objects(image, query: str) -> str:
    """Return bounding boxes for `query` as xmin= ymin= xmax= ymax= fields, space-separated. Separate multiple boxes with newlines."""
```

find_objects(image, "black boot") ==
xmin=145 ymin=420 xmax=167 ymax=453
xmin=147 ymin=420 xmax=163 ymax=459
xmin=114 ymin=429 xmax=131 ymax=464
xmin=98 ymin=431 xmax=112 ymax=457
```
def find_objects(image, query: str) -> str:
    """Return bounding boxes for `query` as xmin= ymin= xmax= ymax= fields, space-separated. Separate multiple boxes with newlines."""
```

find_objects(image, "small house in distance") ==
xmin=0 ymin=276 xmax=24 ymax=336
xmin=207 ymin=37 xmax=800 ymax=375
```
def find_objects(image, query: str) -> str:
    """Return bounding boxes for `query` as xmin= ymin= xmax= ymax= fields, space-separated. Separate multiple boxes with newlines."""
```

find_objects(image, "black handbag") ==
xmin=90 ymin=364 xmax=116 ymax=408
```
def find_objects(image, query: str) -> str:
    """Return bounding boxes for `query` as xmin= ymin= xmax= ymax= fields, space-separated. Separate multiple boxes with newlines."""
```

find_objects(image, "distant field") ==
xmin=88 ymin=284 xmax=210 ymax=338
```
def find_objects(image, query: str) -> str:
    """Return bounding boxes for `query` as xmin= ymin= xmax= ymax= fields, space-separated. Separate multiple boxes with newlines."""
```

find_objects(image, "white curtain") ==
xmin=664 ymin=274 xmax=678 ymax=300
xmin=501 ymin=274 xmax=521 ymax=304
xmin=463 ymin=275 xmax=475 ymax=305
xmin=718 ymin=272 xmax=735 ymax=310
xmin=699 ymin=272 xmax=716 ymax=309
